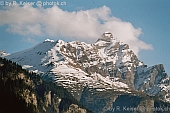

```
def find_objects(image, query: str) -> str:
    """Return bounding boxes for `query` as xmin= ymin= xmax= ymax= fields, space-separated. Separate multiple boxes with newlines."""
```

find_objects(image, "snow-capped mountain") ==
xmin=4 ymin=32 xmax=170 ymax=103
xmin=0 ymin=50 xmax=9 ymax=57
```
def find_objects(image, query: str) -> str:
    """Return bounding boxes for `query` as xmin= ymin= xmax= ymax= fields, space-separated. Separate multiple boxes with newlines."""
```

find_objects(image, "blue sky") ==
xmin=0 ymin=0 xmax=170 ymax=75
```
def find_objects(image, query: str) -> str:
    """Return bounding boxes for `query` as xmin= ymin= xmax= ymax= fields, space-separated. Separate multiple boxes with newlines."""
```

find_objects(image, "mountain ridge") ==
xmin=3 ymin=32 xmax=170 ymax=112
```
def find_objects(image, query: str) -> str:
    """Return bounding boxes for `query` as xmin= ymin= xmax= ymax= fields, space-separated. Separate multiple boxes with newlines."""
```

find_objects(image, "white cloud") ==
xmin=0 ymin=5 xmax=153 ymax=55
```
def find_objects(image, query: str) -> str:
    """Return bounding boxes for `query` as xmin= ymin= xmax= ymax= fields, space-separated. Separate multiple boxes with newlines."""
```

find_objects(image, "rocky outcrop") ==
xmin=64 ymin=104 xmax=86 ymax=113
xmin=80 ymin=87 xmax=170 ymax=113
xmin=80 ymin=87 xmax=118 ymax=113
xmin=134 ymin=64 xmax=170 ymax=102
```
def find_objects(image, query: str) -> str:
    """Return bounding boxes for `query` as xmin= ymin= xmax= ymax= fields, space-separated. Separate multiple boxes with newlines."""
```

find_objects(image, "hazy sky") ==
xmin=0 ymin=0 xmax=170 ymax=75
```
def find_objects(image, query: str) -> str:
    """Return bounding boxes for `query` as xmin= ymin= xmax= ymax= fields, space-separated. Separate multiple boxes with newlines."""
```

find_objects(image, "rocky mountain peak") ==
xmin=4 ymin=32 xmax=170 ymax=106
xmin=96 ymin=31 xmax=115 ymax=43
xmin=102 ymin=31 xmax=114 ymax=39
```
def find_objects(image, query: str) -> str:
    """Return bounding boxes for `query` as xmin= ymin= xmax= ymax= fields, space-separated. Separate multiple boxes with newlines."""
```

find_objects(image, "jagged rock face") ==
xmin=80 ymin=87 xmax=119 ymax=113
xmin=41 ymin=91 xmax=61 ymax=113
xmin=58 ymin=32 xmax=142 ymax=90
xmin=80 ymin=87 xmax=170 ymax=113
xmin=4 ymin=32 xmax=170 ymax=104
xmin=134 ymin=64 xmax=170 ymax=102
xmin=40 ymin=91 xmax=87 ymax=113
